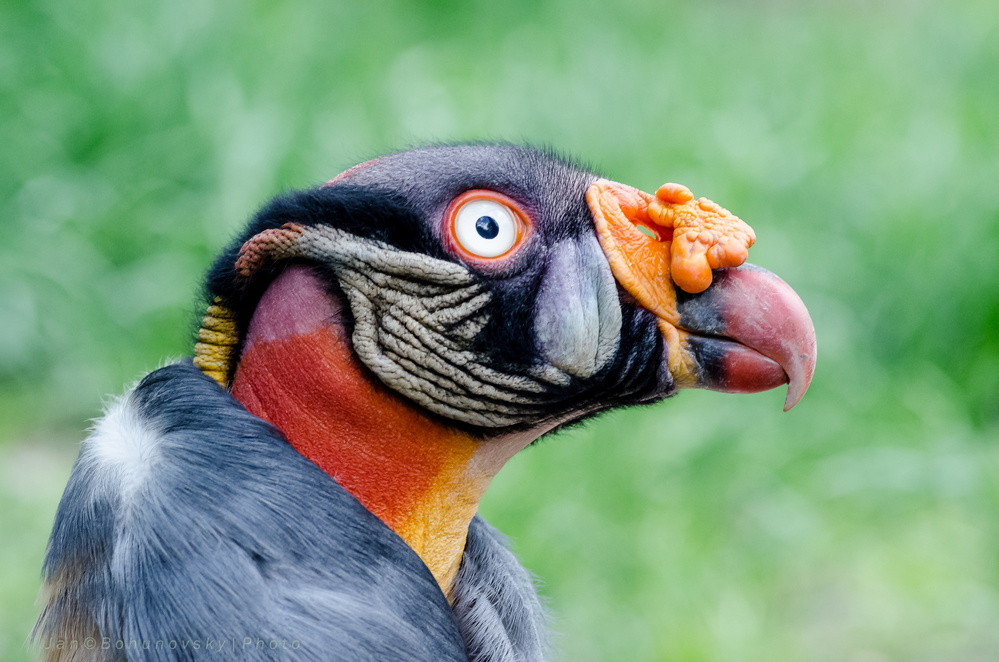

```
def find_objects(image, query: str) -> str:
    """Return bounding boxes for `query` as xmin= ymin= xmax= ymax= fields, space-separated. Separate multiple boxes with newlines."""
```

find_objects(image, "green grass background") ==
xmin=2 ymin=0 xmax=998 ymax=660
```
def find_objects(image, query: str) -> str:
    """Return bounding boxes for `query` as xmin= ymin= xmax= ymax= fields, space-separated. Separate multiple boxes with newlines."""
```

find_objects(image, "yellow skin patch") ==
xmin=193 ymin=299 xmax=239 ymax=386
xmin=392 ymin=434 xmax=482 ymax=595
xmin=657 ymin=321 xmax=699 ymax=389
xmin=396 ymin=433 xmax=531 ymax=595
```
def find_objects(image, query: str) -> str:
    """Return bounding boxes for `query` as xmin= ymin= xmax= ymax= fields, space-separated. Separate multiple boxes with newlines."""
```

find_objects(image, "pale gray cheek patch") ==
xmin=534 ymin=236 xmax=622 ymax=379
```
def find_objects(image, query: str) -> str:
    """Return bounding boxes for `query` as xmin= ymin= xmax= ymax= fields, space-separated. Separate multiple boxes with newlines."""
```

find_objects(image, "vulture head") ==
xmin=35 ymin=144 xmax=816 ymax=660
xmin=192 ymin=144 xmax=816 ymax=594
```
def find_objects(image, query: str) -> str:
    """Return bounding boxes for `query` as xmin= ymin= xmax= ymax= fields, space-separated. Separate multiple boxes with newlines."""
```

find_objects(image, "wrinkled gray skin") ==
xmin=336 ymin=145 xmax=624 ymax=388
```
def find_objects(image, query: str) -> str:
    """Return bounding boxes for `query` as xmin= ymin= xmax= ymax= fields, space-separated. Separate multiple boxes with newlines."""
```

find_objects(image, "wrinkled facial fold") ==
xmin=228 ymin=216 xmax=653 ymax=430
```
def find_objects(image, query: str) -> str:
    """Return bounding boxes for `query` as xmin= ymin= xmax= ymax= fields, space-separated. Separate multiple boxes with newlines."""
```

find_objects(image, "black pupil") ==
xmin=475 ymin=215 xmax=500 ymax=240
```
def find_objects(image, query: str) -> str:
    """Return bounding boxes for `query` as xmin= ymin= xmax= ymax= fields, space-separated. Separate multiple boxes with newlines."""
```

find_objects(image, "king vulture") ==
xmin=35 ymin=145 xmax=815 ymax=661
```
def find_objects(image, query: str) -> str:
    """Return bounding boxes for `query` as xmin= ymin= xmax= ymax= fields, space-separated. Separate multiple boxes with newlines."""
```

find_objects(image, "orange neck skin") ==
xmin=229 ymin=266 xmax=534 ymax=596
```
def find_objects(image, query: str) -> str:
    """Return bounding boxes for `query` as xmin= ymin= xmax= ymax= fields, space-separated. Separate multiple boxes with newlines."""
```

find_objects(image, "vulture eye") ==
xmin=448 ymin=190 xmax=528 ymax=259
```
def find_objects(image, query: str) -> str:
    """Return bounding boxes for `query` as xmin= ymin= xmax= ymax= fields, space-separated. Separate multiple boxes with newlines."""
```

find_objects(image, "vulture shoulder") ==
xmin=35 ymin=361 xmax=546 ymax=662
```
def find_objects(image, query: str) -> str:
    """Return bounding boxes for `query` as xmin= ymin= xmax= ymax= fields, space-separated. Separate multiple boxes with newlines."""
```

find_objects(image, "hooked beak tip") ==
xmin=783 ymin=349 xmax=816 ymax=412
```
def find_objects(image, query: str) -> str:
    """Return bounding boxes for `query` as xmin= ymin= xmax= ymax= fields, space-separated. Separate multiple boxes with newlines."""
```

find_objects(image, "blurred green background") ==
xmin=2 ymin=0 xmax=997 ymax=660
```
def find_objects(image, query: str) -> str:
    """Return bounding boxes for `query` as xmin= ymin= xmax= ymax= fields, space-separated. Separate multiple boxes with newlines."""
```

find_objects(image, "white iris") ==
xmin=454 ymin=199 xmax=518 ymax=258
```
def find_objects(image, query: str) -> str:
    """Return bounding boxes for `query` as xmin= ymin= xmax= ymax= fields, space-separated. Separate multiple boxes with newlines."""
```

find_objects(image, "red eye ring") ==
xmin=444 ymin=190 xmax=530 ymax=262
